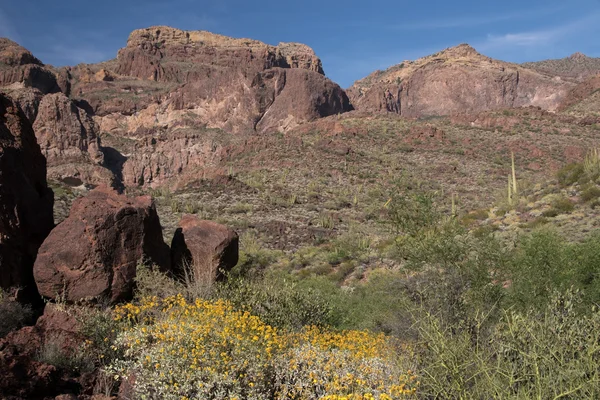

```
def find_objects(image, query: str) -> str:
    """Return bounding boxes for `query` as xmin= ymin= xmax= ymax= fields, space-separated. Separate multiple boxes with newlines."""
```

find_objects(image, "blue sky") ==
xmin=1 ymin=0 xmax=599 ymax=87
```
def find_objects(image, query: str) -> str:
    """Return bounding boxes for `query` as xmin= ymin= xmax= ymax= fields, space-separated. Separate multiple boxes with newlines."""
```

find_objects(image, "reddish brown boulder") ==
xmin=0 ymin=93 xmax=54 ymax=304
xmin=0 ymin=304 xmax=86 ymax=398
xmin=33 ymin=186 xmax=171 ymax=303
xmin=171 ymin=215 xmax=239 ymax=282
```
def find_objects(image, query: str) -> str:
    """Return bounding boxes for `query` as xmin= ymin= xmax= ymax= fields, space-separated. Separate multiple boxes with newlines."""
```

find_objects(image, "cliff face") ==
xmin=347 ymin=44 xmax=574 ymax=117
xmin=1 ymin=26 xmax=352 ymax=188
xmin=70 ymin=26 xmax=345 ymax=137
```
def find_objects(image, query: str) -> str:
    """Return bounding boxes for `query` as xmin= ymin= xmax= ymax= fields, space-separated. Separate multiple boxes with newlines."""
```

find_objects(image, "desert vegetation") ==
xmin=3 ymin=23 xmax=600 ymax=400
xmin=28 ymin=156 xmax=600 ymax=398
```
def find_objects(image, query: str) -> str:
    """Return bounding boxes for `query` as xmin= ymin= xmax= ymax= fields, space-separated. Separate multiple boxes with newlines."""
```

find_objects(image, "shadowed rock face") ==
xmin=32 ymin=92 xmax=114 ymax=186
xmin=171 ymin=214 xmax=239 ymax=283
xmin=33 ymin=186 xmax=171 ymax=304
xmin=0 ymin=93 xmax=54 ymax=304
xmin=347 ymin=44 xmax=574 ymax=117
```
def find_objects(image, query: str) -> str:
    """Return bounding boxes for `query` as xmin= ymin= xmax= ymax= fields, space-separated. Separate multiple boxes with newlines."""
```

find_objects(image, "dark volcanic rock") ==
xmin=171 ymin=214 xmax=239 ymax=282
xmin=0 ymin=93 xmax=54 ymax=304
xmin=33 ymin=186 xmax=170 ymax=303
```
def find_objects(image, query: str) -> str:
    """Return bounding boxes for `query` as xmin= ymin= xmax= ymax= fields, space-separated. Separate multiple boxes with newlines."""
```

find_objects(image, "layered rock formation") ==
xmin=171 ymin=215 xmax=239 ymax=282
xmin=0 ymin=93 xmax=54 ymax=303
xmin=2 ymin=26 xmax=352 ymax=188
xmin=347 ymin=44 xmax=574 ymax=117
xmin=32 ymin=92 xmax=112 ymax=186
xmin=69 ymin=26 xmax=350 ymax=135
xmin=33 ymin=186 xmax=171 ymax=303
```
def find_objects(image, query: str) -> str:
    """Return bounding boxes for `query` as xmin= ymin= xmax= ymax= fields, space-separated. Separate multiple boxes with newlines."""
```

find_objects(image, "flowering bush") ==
xmin=109 ymin=295 xmax=417 ymax=399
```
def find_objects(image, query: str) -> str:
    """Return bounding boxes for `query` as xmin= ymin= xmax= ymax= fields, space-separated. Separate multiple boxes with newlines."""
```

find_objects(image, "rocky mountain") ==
xmin=0 ymin=27 xmax=352 ymax=189
xmin=1 ymin=31 xmax=597 ymax=191
xmin=347 ymin=44 xmax=574 ymax=117
xmin=522 ymin=52 xmax=600 ymax=81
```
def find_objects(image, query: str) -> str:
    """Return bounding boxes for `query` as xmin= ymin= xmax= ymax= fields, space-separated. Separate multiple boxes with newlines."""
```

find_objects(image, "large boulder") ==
xmin=0 ymin=93 xmax=54 ymax=304
xmin=33 ymin=186 xmax=170 ymax=303
xmin=171 ymin=215 xmax=239 ymax=282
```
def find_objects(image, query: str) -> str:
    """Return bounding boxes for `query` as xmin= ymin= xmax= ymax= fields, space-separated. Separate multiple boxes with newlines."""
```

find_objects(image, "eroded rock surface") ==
xmin=33 ymin=186 xmax=170 ymax=303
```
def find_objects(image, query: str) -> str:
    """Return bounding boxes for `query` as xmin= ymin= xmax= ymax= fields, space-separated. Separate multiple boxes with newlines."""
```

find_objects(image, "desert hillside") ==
xmin=1 ymin=25 xmax=600 ymax=400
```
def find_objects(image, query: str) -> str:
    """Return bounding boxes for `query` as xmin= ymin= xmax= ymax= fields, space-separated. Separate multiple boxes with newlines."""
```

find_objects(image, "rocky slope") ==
xmin=522 ymin=52 xmax=600 ymax=81
xmin=558 ymin=74 xmax=600 ymax=114
xmin=347 ymin=44 xmax=574 ymax=117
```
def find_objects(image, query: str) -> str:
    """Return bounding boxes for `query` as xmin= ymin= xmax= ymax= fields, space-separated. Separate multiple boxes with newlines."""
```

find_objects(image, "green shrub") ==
xmin=557 ymin=163 xmax=585 ymax=186
xmin=552 ymin=196 xmax=575 ymax=213
xmin=0 ymin=290 xmax=33 ymax=338
xmin=215 ymin=274 xmax=338 ymax=330
xmin=229 ymin=231 xmax=283 ymax=279
xmin=413 ymin=290 xmax=600 ymax=399
xmin=36 ymin=333 xmax=94 ymax=373
xmin=78 ymin=307 xmax=125 ymax=366
xmin=581 ymin=185 xmax=600 ymax=202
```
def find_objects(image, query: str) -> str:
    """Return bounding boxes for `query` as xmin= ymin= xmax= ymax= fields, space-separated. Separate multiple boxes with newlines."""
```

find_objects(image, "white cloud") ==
xmin=482 ymin=31 xmax=557 ymax=48
xmin=476 ymin=12 xmax=600 ymax=53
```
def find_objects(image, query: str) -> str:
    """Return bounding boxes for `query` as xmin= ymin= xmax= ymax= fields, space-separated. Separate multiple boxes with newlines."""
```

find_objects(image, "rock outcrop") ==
xmin=0 ymin=93 xmax=54 ymax=304
xmin=33 ymin=186 xmax=170 ymax=303
xmin=0 ymin=26 xmax=353 ymax=188
xmin=171 ymin=215 xmax=239 ymax=282
xmin=0 ymin=304 xmax=89 ymax=398
xmin=558 ymin=74 xmax=600 ymax=112
xmin=347 ymin=44 xmax=574 ymax=117
xmin=70 ymin=26 xmax=349 ymax=136
xmin=51 ymin=26 xmax=350 ymax=187
xmin=32 ymin=92 xmax=113 ymax=186
xmin=0 ymin=38 xmax=60 ymax=94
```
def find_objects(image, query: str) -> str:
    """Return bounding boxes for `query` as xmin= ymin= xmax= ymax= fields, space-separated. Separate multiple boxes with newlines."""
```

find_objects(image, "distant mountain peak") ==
xmin=440 ymin=43 xmax=480 ymax=58
xmin=569 ymin=52 xmax=588 ymax=60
